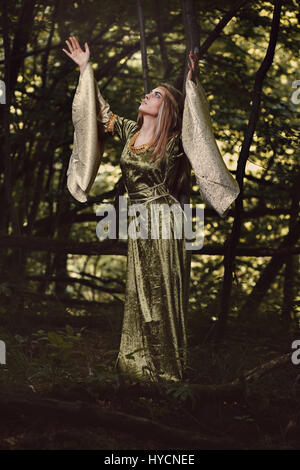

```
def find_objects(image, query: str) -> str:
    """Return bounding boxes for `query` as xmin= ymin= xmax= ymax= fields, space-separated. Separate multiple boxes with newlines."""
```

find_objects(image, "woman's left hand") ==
xmin=187 ymin=49 xmax=199 ymax=82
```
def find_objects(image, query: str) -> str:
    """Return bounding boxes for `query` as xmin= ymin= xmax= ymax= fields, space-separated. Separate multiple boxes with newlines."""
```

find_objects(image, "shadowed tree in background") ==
xmin=0 ymin=0 xmax=299 ymax=339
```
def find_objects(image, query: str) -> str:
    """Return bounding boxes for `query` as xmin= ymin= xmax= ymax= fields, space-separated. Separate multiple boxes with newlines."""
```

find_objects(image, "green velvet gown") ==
xmin=67 ymin=62 xmax=240 ymax=385
xmin=109 ymin=115 xmax=192 ymax=384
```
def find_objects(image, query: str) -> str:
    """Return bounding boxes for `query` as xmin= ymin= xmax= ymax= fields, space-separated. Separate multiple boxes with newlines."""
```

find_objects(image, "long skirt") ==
xmin=114 ymin=195 xmax=192 ymax=383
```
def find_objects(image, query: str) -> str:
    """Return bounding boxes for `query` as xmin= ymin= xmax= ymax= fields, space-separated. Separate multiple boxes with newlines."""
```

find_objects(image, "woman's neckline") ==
xmin=129 ymin=130 xmax=181 ymax=154
xmin=129 ymin=130 xmax=152 ymax=153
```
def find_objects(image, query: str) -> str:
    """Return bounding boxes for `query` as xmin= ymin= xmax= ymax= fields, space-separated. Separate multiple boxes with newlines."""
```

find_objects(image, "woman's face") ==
xmin=139 ymin=86 xmax=166 ymax=116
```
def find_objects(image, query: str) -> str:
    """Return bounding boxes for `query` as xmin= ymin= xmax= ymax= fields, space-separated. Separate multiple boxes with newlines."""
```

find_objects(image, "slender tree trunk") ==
xmin=180 ymin=0 xmax=201 ymax=210
xmin=197 ymin=0 xmax=250 ymax=58
xmin=215 ymin=0 xmax=283 ymax=343
xmin=238 ymin=218 xmax=300 ymax=321
xmin=154 ymin=0 xmax=172 ymax=80
xmin=181 ymin=0 xmax=200 ymax=93
xmin=175 ymin=0 xmax=250 ymax=90
xmin=41 ymin=1 xmax=59 ymax=89
xmin=238 ymin=172 xmax=300 ymax=322
xmin=238 ymin=169 xmax=300 ymax=319
xmin=53 ymin=197 xmax=72 ymax=297
xmin=282 ymin=256 xmax=298 ymax=324
xmin=282 ymin=177 xmax=300 ymax=324
xmin=137 ymin=0 xmax=149 ymax=94
xmin=2 ymin=0 xmax=27 ymax=322
xmin=2 ymin=1 xmax=21 ymax=237
xmin=8 ymin=0 xmax=36 ymax=94
xmin=181 ymin=0 xmax=200 ymax=50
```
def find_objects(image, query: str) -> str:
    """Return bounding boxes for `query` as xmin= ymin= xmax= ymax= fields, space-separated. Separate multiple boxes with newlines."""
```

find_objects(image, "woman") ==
xmin=63 ymin=37 xmax=240 ymax=383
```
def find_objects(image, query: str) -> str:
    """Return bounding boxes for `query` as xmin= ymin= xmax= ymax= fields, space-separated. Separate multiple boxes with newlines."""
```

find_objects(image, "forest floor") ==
xmin=0 ymin=300 xmax=299 ymax=451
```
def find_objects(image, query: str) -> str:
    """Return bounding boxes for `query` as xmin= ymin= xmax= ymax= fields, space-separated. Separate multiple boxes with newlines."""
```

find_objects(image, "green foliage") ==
xmin=165 ymin=381 xmax=198 ymax=409
xmin=0 ymin=0 xmax=299 ymax=450
xmin=0 ymin=0 xmax=299 ymax=320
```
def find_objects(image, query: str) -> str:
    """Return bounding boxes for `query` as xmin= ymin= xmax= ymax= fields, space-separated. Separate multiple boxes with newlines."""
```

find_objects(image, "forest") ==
xmin=0 ymin=0 xmax=299 ymax=451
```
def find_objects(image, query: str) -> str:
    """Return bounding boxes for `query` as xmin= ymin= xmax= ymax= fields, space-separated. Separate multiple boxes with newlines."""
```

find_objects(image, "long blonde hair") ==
xmin=136 ymin=83 xmax=191 ymax=203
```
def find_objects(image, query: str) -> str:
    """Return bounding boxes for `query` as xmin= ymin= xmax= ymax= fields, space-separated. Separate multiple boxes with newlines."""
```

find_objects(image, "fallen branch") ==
xmin=98 ymin=351 xmax=294 ymax=403
xmin=0 ymin=392 xmax=240 ymax=449
xmin=0 ymin=235 xmax=299 ymax=256
xmin=0 ymin=352 xmax=293 ymax=449
xmin=243 ymin=352 xmax=292 ymax=384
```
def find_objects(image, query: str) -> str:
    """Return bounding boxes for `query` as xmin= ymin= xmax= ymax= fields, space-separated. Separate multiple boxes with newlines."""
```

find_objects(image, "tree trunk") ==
xmin=137 ymin=0 xmax=149 ymax=94
xmin=216 ymin=0 xmax=284 ymax=343
xmin=181 ymin=0 xmax=200 ymax=93
xmin=238 ymin=219 xmax=300 ymax=320
xmin=154 ymin=0 xmax=172 ymax=80
xmin=282 ymin=179 xmax=300 ymax=324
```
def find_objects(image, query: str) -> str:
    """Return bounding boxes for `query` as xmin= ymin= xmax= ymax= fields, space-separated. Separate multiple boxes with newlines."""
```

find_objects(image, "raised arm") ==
xmin=64 ymin=37 xmax=136 ymax=136
xmin=63 ymin=37 xmax=102 ymax=203
xmin=63 ymin=36 xmax=138 ymax=143
xmin=62 ymin=36 xmax=138 ymax=202
xmin=182 ymin=51 xmax=240 ymax=218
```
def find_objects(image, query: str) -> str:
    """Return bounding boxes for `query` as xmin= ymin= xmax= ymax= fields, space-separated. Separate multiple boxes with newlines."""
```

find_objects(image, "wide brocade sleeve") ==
xmin=182 ymin=76 xmax=240 ymax=218
xmin=66 ymin=62 xmax=137 ymax=203
xmin=66 ymin=62 xmax=103 ymax=203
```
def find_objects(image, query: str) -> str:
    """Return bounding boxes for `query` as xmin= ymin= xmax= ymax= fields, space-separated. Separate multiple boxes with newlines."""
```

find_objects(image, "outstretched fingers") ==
xmin=62 ymin=38 xmax=73 ymax=57
xmin=73 ymin=36 xmax=82 ymax=50
xmin=62 ymin=36 xmax=90 ymax=63
xmin=69 ymin=36 xmax=75 ymax=50
xmin=62 ymin=48 xmax=71 ymax=57
xmin=65 ymin=38 xmax=73 ymax=52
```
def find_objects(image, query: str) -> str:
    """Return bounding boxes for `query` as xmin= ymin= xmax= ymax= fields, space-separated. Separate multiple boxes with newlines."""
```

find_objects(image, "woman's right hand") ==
xmin=62 ymin=36 xmax=90 ymax=71
xmin=187 ymin=49 xmax=199 ymax=82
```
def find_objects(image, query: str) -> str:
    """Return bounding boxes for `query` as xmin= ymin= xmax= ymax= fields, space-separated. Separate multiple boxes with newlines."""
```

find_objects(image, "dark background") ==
xmin=0 ymin=0 xmax=299 ymax=450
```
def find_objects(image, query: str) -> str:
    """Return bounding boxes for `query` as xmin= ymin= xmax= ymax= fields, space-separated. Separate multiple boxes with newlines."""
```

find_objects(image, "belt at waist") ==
xmin=126 ymin=180 xmax=187 ymax=222
xmin=127 ymin=180 xmax=166 ymax=198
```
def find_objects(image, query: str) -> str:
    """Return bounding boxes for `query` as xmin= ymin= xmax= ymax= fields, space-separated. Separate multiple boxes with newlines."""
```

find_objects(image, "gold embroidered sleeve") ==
xmin=93 ymin=71 xmax=138 ymax=142
xmin=110 ymin=115 xmax=139 ymax=144
xmin=106 ymin=113 xmax=117 ymax=133
xmin=95 ymin=91 xmax=137 ymax=142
